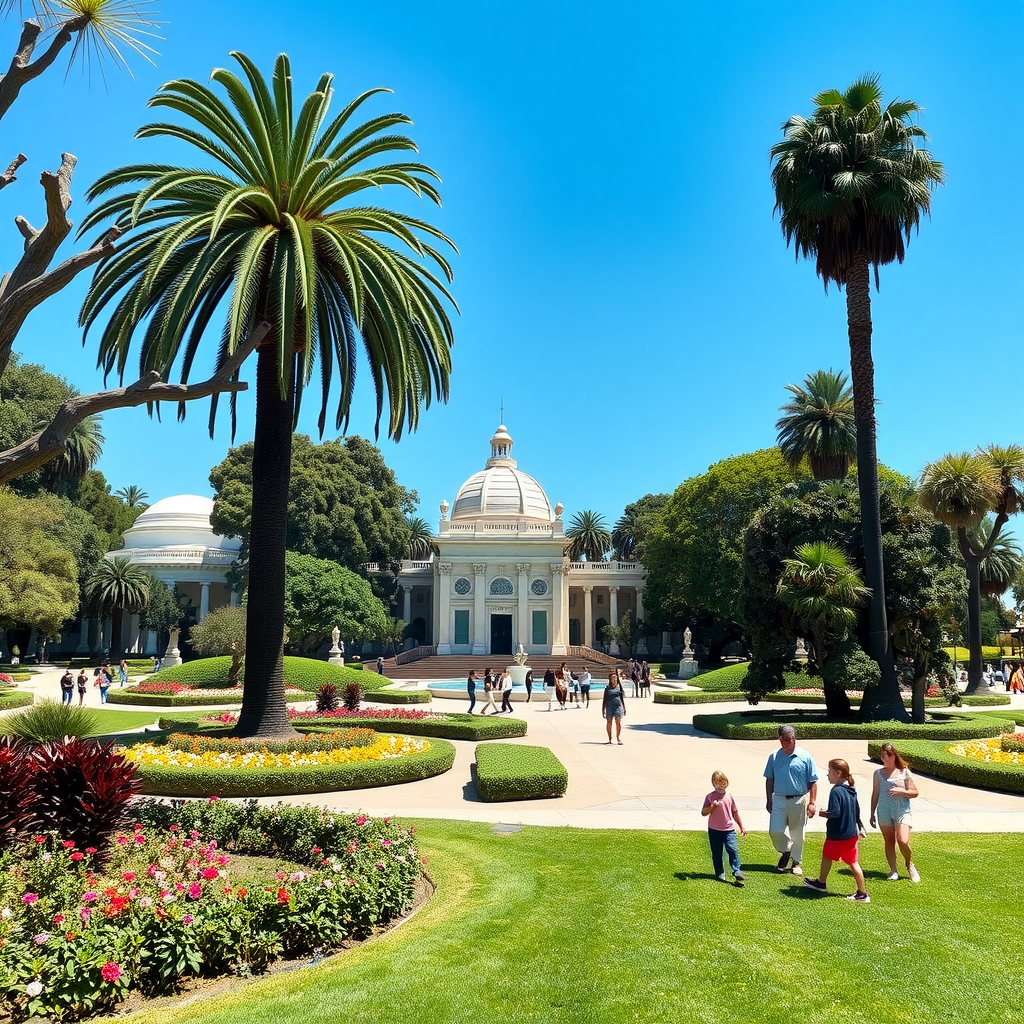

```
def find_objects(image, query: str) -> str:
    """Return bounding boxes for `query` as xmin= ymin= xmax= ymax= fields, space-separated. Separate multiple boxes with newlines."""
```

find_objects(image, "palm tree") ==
xmin=406 ymin=516 xmax=434 ymax=560
xmin=776 ymin=369 xmax=856 ymax=481
xmin=777 ymin=540 xmax=871 ymax=717
xmin=564 ymin=510 xmax=612 ymax=563
xmin=977 ymin=526 xmax=1022 ymax=599
xmin=85 ymin=555 xmax=150 ymax=661
xmin=919 ymin=446 xmax=1024 ymax=692
xmin=771 ymin=75 xmax=944 ymax=722
xmin=41 ymin=415 xmax=104 ymax=491
xmin=79 ymin=53 xmax=456 ymax=737
xmin=115 ymin=485 xmax=149 ymax=508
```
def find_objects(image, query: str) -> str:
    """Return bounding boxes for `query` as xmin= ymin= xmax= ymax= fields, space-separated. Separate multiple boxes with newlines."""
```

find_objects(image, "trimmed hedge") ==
xmin=0 ymin=691 xmax=33 ymax=710
xmin=105 ymin=689 xmax=305 ymax=707
xmin=131 ymin=734 xmax=456 ymax=796
xmin=866 ymin=739 xmax=1024 ymax=794
xmin=692 ymin=709 xmax=1023 ymax=741
xmin=691 ymin=664 xmax=806 ymax=693
xmin=654 ymin=690 xmax=747 ymax=705
xmin=368 ymin=689 xmax=433 ymax=705
xmin=474 ymin=742 xmax=568 ymax=801
xmin=144 ymin=656 xmax=383 ymax=693
xmin=961 ymin=693 xmax=1012 ymax=706
xmin=298 ymin=713 xmax=528 ymax=742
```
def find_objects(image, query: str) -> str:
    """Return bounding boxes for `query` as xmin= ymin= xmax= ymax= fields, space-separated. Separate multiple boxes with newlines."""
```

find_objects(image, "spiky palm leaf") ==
xmin=564 ymin=510 xmax=611 ymax=563
xmin=777 ymin=540 xmax=871 ymax=637
xmin=41 ymin=414 xmax=104 ymax=488
xmin=115 ymin=484 xmax=149 ymax=508
xmin=85 ymin=554 xmax=150 ymax=660
xmin=918 ymin=453 xmax=1000 ymax=529
xmin=406 ymin=516 xmax=433 ymax=560
xmin=775 ymin=369 xmax=856 ymax=480
xmin=971 ymin=522 xmax=1023 ymax=599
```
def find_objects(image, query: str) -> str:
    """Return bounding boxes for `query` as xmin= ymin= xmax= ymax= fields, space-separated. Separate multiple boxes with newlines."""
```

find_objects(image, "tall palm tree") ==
xmin=775 ymin=369 xmax=856 ymax=481
xmin=115 ymin=485 xmax=149 ymax=508
xmin=977 ymin=526 xmax=1022 ymax=599
xmin=919 ymin=446 xmax=1024 ymax=692
xmin=85 ymin=555 xmax=150 ymax=661
xmin=79 ymin=53 xmax=456 ymax=737
xmin=771 ymin=75 xmax=944 ymax=722
xmin=406 ymin=516 xmax=434 ymax=560
xmin=564 ymin=510 xmax=612 ymax=563
xmin=41 ymin=415 xmax=104 ymax=491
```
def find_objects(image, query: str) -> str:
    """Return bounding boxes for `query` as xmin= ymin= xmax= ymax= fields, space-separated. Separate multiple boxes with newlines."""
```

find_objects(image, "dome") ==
xmin=120 ymin=494 xmax=241 ymax=552
xmin=450 ymin=425 xmax=554 ymax=522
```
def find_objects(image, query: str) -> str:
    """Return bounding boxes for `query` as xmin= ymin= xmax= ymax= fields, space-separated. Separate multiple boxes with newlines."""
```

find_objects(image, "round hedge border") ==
xmin=691 ymin=709 xmax=1023 ymax=741
xmin=866 ymin=738 xmax=1024 ymax=794
xmin=296 ymin=713 xmax=528 ymax=742
xmin=129 ymin=733 xmax=456 ymax=796
xmin=369 ymin=689 xmax=433 ymax=705
xmin=105 ymin=688 xmax=309 ymax=708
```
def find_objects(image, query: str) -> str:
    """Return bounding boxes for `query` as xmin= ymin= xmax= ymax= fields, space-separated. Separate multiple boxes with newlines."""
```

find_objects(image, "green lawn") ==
xmin=123 ymin=822 xmax=1020 ymax=1024
xmin=86 ymin=709 xmax=161 ymax=735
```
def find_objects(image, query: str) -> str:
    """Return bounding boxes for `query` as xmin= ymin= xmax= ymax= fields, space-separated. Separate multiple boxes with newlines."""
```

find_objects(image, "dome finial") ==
xmin=487 ymin=423 xmax=515 ymax=468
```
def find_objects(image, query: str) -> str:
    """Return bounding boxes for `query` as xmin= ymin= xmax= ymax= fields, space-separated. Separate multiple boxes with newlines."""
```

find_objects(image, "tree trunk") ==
xmin=235 ymin=344 xmax=299 ymax=739
xmin=911 ymin=668 xmax=927 ymax=725
xmin=844 ymin=251 xmax=907 ymax=722
xmin=109 ymin=605 xmax=124 ymax=663
xmin=959 ymin=532 xmax=989 ymax=695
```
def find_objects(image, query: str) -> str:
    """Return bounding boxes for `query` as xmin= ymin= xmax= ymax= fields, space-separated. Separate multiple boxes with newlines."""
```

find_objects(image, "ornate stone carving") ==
xmin=515 ymin=563 xmax=530 ymax=576
xmin=438 ymin=562 xmax=454 ymax=576
xmin=550 ymin=562 xmax=566 ymax=576
xmin=472 ymin=563 xmax=487 ymax=575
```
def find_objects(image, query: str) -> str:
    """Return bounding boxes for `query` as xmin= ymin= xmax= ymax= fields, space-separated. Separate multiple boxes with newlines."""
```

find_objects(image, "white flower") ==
xmin=26 ymin=981 xmax=43 ymax=998
xmin=0 ymin=908 xmax=11 ymax=920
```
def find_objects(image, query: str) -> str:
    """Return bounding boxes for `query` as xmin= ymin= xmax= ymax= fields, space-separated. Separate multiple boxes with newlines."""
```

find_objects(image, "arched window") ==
xmin=489 ymin=577 xmax=514 ymax=596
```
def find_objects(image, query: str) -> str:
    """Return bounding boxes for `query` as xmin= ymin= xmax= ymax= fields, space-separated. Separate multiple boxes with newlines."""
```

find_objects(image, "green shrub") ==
xmin=130 ymin=735 xmax=456 ymax=796
xmin=656 ymin=663 xmax=678 ymax=676
xmin=653 ymin=690 xmax=748 ymax=705
xmin=3 ymin=699 xmax=99 ymax=740
xmin=371 ymin=689 xmax=432 ymax=704
xmin=961 ymin=693 xmax=1012 ymax=706
xmin=692 ymin=709 xmax=1023 ymax=741
xmin=692 ymin=664 xmax=805 ymax=693
xmin=942 ymin=645 xmax=1003 ymax=662
xmin=106 ymin=690 xmax=245 ymax=707
xmin=866 ymin=739 xmax=1024 ymax=794
xmin=474 ymin=743 xmax=567 ymax=801
xmin=0 ymin=672 xmax=32 ymax=683
xmin=297 ymin=713 xmax=527 ymax=742
xmin=144 ymin=656 xmax=382 ymax=693
xmin=0 ymin=691 xmax=32 ymax=711
xmin=165 ymin=727 xmax=376 ymax=754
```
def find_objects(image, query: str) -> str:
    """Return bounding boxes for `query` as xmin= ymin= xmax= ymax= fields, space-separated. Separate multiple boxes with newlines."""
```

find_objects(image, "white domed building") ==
xmin=381 ymin=425 xmax=646 ymax=656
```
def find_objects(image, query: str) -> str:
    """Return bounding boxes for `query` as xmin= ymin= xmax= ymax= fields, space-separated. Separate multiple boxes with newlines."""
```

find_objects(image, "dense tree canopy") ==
xmin=612 ymin=493 xmax=670 ymax=563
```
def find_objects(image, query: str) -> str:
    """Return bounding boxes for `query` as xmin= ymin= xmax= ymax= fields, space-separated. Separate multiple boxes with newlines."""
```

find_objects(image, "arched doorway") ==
xmin=410 ymin=617 xmax=427 ymax=646
xmin=569 ymin=619 xmax=581 ymax=646
xmin=595 ymin=618 xmax=607 ymax=649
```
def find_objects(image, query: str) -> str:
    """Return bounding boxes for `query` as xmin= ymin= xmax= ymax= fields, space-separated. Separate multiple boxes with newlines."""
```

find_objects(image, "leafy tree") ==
xmin=600 ymin=609 xmax=651 ymax=660
xmin=918 ymin=446 xmax=1024 ymax=692
xmin=564 ymin=510 xmax=612 ymax=562
xmin=771 ymin=74 xmax=944 ymax=721
xmin=71 ymin=470 xmax=142 ymax=544
xmin=284 ymin=552 xmax=389 ymax=655
xmin=190 ymin=605 xmax=248 ymax=686
xmin=79 ymin=54 xmax=456 ymax=737
xmin=138 ymin=575 xmax=182 ymax=652
xmin=777 ymin=541 xmax=869 ymax=716
xmin=380 ymin=616 xmax=406 ymax=658
xmin=406 ymin=516 xmax=434 ymax=560
xmin=776 ymin=369 xmax=856 ymax=481
xmin=0 ymin=488 xmax=79 ymax=646
xmin=85 ymin=555 xmax=149 ymax=660
xmin=612 ymin=493 xmax=669 ymax=562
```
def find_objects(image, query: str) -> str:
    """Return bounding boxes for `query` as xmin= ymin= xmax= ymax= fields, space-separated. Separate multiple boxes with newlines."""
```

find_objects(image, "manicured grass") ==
xmin=691 ymin=663 xmax=806 ymax=692
xmin=474 ymin=742 xmax=567 ymax=800
xmin=119 ymin=823 xmax=1022 ymax=1024
xmin=0 ymin=706 xmax=158 ymax=736
xmin=145 ymin=656 xmax=381 ymax=693
xmin=0 ymin=690 xmax=33 ymax=710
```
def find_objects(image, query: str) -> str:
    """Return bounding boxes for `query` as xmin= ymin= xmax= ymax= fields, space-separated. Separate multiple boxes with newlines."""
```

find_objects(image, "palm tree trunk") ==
xmin=109 ymin=606 xmax=124 ymax=662
xmin=844 ymin=251 xmax=907 ymax=722
xmin=235 ymin=344 xmax=299 ymax=739
xmin=958 ymin=529 xmax=989 ymax=695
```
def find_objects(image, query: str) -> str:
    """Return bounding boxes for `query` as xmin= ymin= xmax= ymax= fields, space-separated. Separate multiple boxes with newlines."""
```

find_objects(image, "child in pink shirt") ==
xmin=701 ymin=770 xmax=747 ymax=886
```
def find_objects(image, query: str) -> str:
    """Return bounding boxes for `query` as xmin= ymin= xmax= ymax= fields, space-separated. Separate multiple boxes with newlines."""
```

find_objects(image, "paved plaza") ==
xmin=15 ymin=666 xmax=1023 ymax=833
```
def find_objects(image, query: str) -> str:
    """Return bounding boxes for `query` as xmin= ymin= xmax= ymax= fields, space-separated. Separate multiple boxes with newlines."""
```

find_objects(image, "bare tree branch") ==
xmin=0 ymin=153 xmax=27 ymax=191
xmin=0 ymin=323 xmax=270 ymax=485
xmin=0 ymin=16 xmax=88 ymax=122
xmin=0 ymin=152 xmax=122 ymax=375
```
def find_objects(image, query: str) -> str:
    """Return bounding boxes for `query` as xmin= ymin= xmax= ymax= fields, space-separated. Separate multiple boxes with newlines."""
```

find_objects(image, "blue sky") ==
xmin=4 ymin=0 xmax=1022 ymax=531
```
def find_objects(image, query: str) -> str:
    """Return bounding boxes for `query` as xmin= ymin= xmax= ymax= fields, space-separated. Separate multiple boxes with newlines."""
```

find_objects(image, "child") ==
xmin=803 ymin=758 xmax=869 ymax=903
xmin=701 ymin=771 xmax=747 ymax=885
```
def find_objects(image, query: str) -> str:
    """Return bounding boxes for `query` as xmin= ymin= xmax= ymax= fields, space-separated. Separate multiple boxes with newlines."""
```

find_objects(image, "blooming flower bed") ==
xmin=949 ymin=737 xmax=1024 ymax=766
xmin=0 ymin=806 xmax=422 ymax=1022
xmin=134 ymin=681 xmax=304 ymax=698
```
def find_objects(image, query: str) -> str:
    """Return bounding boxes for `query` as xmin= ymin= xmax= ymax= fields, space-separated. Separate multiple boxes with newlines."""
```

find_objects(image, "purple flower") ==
xmin=33 ymin=934 xmax=50 ymax=945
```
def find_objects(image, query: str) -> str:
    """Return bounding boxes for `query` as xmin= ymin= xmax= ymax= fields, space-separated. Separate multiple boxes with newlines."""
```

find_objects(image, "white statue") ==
xmin=513 ymin=643 xmax=529 ymax=666
xmin=683 ymin=627 xmax=692 ymax=652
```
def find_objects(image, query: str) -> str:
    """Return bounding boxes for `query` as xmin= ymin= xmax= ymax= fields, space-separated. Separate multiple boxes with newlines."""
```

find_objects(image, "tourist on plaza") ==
xmin=569 ymin=670 xmax=581 ymax=706
xmin=76 ymin=669 xmax=88 ymax=706
xmin=640 ymin=660 xmax=651 ymax=697
xmin=466 ymin=670 xmax=478 ymax=714
xmin=803 ymin=758 xmax=869 ymax=903
xmin=629 ymin=660 xmax=640 ymax=697
xmin=544 ymin=667 xmax=558 ymax=710
xmin=95 ymin=664 xmax=112 ymax=704
xmin=376 ymin=655 xmax=384 ymax=674
xmin=500 ymin=668 xmax=514 ymax=713
xmin=957 ymin=669 xmax=969 ymax=690
xmin=1010 ymin=663 xmax=1024 ymax=693
xmin=983 ymin=663 xmax=995 ymax=688
xmin=764 ymin=724 xmax=818 ymax=876
xmin=479 ymin=669 xmax=499 ymax=715
xmin=869 ymin=742 xmax=921 ymax=882
xmin=555 ymin=662 xmax=569 ymax=709
xmin=59 ymin=668 xmax=74 ymax=705
xmin=701 ymin=770 xmax=747 ymax=885
xmin=524 ymin=668 xmax=534 ymax=702
xmin=119 ymin=658 xmax=129 ymax=687
xmin=602 ymin=670 xmax=626 ymax=744
xmin=579 ymin=667 xmax=592 ymax=707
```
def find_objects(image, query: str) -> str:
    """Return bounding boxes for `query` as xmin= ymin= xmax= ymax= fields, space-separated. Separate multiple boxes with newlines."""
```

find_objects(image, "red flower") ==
xmin=122 ymin=872 xmax=136 ymax=882
xmin=100 ymin=961 xmax=122 ymax=983
xmin=84 ymin=847 xmax=97 ymax=855
xmin=70 ymin=852 xmax=84 ymax=861
xmin=53 ymin=914 xmax=64 ymax=924
xmin=311 ymin=846 xmax=321 ymax=854
xmin=62 ymin=840 xmax=76 ymax=849
xmin=201 ymin=867 xmax=219 ymax=880
xmin=187 ymin=883 xmax=202 ymax=899
xmin=208 ymin=795 xmax=219 ymax=802
xmin=276 ymin=888 xmax=290 ymax=904
xmin=33 ymin=836 xmax=46 ymax=844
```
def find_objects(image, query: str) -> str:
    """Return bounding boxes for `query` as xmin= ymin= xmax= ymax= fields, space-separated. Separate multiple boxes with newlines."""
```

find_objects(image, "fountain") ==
xmin=507 ymin=644 xmax=532 ymax=687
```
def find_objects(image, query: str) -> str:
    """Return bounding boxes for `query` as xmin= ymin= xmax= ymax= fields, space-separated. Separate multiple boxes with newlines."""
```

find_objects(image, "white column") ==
xmin=635 ymin=587 xmax=649 ymax=656
xmin=583 ymin=586 xmax=594 ymax=650
xmin=516 ymin=563 xmax=530 ymax=650
xmin=402 ymin=585 xmax=412 ymax=626
xmin=229 ymin=590 xmax=240 ymax=608
xmin=551 ymin=563 xmax=567 ymax=655
xmin=199 ymin=583 xmax=211 ymax=623
xmin=436 ymin=564 xmax=453 ymax=654
xmin=127 ymin=614 xmax=142 ymax=653
xmin=472 ymin=563 xmax=487 ymax=655
xmin=609 ymin=585 xmax=620 ymax=655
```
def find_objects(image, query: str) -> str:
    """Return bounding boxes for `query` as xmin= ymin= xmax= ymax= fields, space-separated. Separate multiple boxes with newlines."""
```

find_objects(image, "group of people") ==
xmin=703 ymin=725 xmax=920 ymax=903
xmin=956 ymin=663 xmax=1024 ymax=692
xmin=466 ymin=667 xmax=517 ymax=715
xmin=58 ymin=659 xmax=129 ymax=706
xmin=543 ymin=663 xmax=593 ymax=710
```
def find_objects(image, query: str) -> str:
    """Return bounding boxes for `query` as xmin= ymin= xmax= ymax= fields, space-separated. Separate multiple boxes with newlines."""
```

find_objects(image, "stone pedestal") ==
xmin=508 ymin=664 xmax=532 ymax=686
xmin=678 ymin=652 xmax=698 ymax=680
xmin=162 ymin=628 xmax=183 ymax=669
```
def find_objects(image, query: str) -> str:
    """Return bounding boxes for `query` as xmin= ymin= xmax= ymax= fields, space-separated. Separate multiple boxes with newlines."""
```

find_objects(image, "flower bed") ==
xmin=1000 ymin=732 xmax=1024 ymax=754
xmin=866 ymin=738 xmax=1024 ymax=794
xmin=143 ymin=656 xmax=387 ymax=694
xmin=106 ymin=682 xmax=308 ymax=707
xmin=474 ymin=743 xmax=567 ymax=801
xmin=123 ymin=734 xmax=457 ymax=797
xmin=164 ymin=727 xmax=377 ymax=754
xmin=0 ymin=805 xmax=423 ymax=1021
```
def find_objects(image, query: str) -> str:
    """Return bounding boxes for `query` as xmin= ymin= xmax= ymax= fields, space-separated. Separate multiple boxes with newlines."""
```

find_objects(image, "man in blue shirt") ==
xmin=763 ymin=724 xmax=818 ymax=876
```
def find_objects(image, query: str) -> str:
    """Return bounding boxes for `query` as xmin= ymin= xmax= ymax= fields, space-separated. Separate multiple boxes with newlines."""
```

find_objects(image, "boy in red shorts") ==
xmin=803 ymin=758 xmax=869 ymax=903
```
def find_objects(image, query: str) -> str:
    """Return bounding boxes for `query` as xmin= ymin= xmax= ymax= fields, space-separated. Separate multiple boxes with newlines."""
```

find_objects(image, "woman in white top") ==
xmin=869 ymin=742 xmax=920 ymax=882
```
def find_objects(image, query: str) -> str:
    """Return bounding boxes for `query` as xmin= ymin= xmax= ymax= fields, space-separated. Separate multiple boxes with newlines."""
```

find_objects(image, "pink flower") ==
xmin=85 ymin=847 xmax=97 ymax=855
xmin=33 ymin=933 xmax=50 ymax=945
xmin=80 ymin=907 xmax=93 ymax=921
xmin=189 ymin=830 xmax=201 ymax=840
xmin=311 ymin=846 xmax=321 ymax=854
xmin=375 ymin=862 xmax=384 ymax=871
xmin=122 ymin=872 xmax=136 ymax=882
xmin=52 ymin=914 xmax=64 ymax=924
xmin=22 ymin=893 xmax=38 ymax=904
xmin=208 ymin=795 xmax=219 ymax=803
xmin=356 ymin=814 xmax=367 ymax=826
xmin=33 ymin=836 xmax=46 ymax=844
xmin=183 ymin=914 xmax=194 ymax=924
xmin=140 ymin=897 xmax=153 ymax=908
xmin=187 ymin=883 xmax=202 ymax=899
xmin=100 ymin=962 xmax=121 ymax=983
xmin=169 ymin=824 xmax=180 ymax=832
xmin=116 ymin=836 xmax=129 ymax=845
xmin=134 ymin=835 xmax=146 ymax=845
xmin=82 ymin=892 xmax=98 ymax=903
xmin=381 ymin=840 xmax=391 ymax=847
xmin=201 ymin=867 xmax=219 ymax=880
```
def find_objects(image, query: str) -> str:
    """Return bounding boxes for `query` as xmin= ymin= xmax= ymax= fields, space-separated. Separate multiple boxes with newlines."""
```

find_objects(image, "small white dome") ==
xmin=121 ymin=494 xmax=241 ymax=552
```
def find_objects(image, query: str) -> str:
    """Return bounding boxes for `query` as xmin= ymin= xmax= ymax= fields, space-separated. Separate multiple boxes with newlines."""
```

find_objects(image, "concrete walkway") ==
xmin=10 ymin=666 xmax=1024 ymax=832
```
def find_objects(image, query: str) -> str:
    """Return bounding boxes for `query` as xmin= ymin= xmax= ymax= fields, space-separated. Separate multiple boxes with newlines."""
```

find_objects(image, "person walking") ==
xmin=630 ymin=661 xmax=640 ymax=697
xmin=763 ymin=724 xmax=818 ymax=877
xmin=119 ymin=658 xmax=129 ymax=687
xmin=602 ymin=670 xmax=626 ymax=744
xmin=376 ymin=655 xmax=384 ymax=675
xmin=579 ymin=667 xmax=592 ymax=707
xmin=76 ymin=669 xmax=88 ymax=707
xmin=803 ymin=758 xmax=869 ymax=903
xmin=524 ymin=668 xmax=534 ymax=702
xmin=479 ymin=669 xmax=499 ymax=716
xmin=701 ymin=770 xmax=747 ymax=885
xmin=1010 ymin=663 xmax=1024 ymax=693
xmin=869 ymin=742 xmax=921 ymax=882
xmin=544 ymin=667 xmax=558 ymax=711
xmin=555 ymin=662 xmax=569 ymax=709
xmin=466 ymin=670 xmax=478 ymax=715
xmin=499 ymin=668 xmax=514 ymax=713
xmin=59 ymin=668 xmax=75 ymax=706
xmin=95 ymin=664 xmax=112 ymax=705
xmin=640 ymin=660 xmax=651 ymax=697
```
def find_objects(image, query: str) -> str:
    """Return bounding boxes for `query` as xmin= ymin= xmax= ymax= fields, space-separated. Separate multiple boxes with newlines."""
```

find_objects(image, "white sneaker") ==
xmin=790 ymin=864 xmax=803 ymax=876
xmin=886 ymin=872 xmax=899 ymax=881
xmin=908 ymin=864 xmax=921 ymax=883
